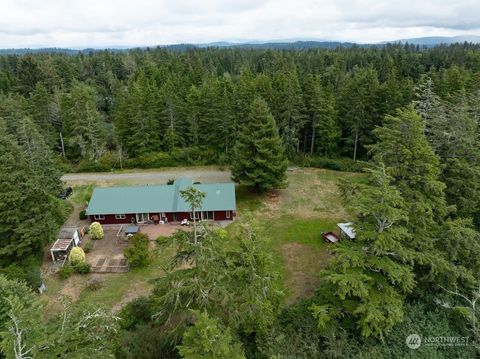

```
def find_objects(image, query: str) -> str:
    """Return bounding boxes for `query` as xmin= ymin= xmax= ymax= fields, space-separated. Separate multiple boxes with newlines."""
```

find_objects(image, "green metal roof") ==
xmin=86 ymin=178 xmax=236 ymax=215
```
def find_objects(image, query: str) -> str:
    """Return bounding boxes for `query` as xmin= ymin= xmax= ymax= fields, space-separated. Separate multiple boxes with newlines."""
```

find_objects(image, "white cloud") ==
xmin=0 ymin=0 xmax=479 ymax=48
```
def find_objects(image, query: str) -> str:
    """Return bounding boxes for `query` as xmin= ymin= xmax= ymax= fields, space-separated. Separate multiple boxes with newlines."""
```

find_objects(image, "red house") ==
xmin=86 ymin=178 xmax=236 ymax=225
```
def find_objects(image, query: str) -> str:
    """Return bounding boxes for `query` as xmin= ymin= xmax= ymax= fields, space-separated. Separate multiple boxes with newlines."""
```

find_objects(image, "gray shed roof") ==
xmin=86 ymin=178 xmax=236 ymax=215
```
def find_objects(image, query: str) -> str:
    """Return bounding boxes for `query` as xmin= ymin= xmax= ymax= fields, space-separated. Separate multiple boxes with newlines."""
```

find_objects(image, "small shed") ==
xmin=337 ymin=222 xmax=356 ymax=240
xmin=50 ymin=228 xmax=80 ymax=262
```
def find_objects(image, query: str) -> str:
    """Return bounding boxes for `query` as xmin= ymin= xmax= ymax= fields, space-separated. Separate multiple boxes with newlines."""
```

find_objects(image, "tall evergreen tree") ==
xmin=231 ymin=97 xmax=288 ymax=192
xmin=0 ymin=122 xmax=60 ymax=264
xmin=271 ymin=71 xmax=306 ymax=156
xmin=338 ymin=66 xmax=381 ymax=160
xmin=370 ymin=106 xmax=447 ymax=248
xmin=60 ymin=82 xmax=106 ymax=161
xmin=302 ymin=75 xmax=339 ymax=156
xmin=312 ymin=164 xmax=413 ymax=338
xmin=177 ymin=311 xmax=246 ymax=359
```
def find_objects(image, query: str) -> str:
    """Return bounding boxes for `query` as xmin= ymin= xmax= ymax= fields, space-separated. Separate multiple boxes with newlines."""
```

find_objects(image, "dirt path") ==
xmin=62 ymin=167 xmax=232 ymax=186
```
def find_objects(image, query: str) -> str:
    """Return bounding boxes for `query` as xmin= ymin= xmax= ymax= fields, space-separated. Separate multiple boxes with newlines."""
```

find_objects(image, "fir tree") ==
xmin=0 ymin=122 xmax=60 ymax=264
xmin=312 ymin=164 xmax=413 ymax=338
xmin=177 ymin=311 xmax=245 ymax=359
xmin=231 ymin=97 xmax=288 ymax=192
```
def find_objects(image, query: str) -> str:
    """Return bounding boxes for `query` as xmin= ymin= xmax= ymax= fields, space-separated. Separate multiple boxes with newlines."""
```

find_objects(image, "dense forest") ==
xmin=2 ymin=43 xmax=480 ymax=358
xmin=0 ymin=43 xmax=479 ymax=169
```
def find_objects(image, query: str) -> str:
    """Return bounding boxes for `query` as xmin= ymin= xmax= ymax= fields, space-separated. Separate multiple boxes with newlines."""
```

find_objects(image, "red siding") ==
xmin=175 ymin=212 xmax=191 ymax=221
xmin=89 ymin=210 xmax=235 ymax=224
xmin=213 ymin=210 xmax=233 ymax=221
xmin=89 ymin=214 xmax=136 ymax=225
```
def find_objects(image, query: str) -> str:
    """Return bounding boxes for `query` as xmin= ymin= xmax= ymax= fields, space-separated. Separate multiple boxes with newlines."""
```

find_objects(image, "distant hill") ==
xmin=382 ymin=35 xmax=480 ymax=46
xmin=1 ymin=35 xmax=479 ymax=55
xmin=196 ymin=40 xmax=359 ymax=49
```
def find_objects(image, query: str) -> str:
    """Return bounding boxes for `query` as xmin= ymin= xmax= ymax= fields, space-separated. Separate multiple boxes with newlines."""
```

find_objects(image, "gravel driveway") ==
xmin=62 ymin=167 xmax=233 ymax=185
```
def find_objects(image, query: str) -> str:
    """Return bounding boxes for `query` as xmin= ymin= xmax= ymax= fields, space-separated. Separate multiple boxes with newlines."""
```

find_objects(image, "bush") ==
xmin=155 ymin=235 xmax=169 ymax=245
xmin=79 ymin=210 xmax=87 ymax=220
xmin=0 ymin=256 xmax=42 ymax=289
xmin=85 ymin=277 xmax=103 ymax=291
xmin=125 ymin=152 xmax=176 ymax=169
xmin=119 ymin=297 xmax=154 ymax=330
xmin=307 ymin=156 xmax=367 ymax=173
xmin=69 ymin=246 xmax=86 ymax=264
xmin=171 ymin=146 xmax=218 ymax=166
xmin=83 ymin=242 xmax=93 ymax=253
xmin=90 ymin=222 xmax=104 ymax=240
xmin=73 ymin=262 xmax=91 ymax=274
xmin=124 ymin=233 xmax=150 ymax=267
xmin=59 ymin=264 xmax=74 ymax=280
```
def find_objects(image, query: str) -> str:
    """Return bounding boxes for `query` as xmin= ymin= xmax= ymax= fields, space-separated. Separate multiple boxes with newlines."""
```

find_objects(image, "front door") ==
xmin=136 ymin=213 xmax=148 ymax=223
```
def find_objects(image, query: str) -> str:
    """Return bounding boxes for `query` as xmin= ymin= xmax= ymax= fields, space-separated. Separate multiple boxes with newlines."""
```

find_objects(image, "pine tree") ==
xmin=27 ymin=83 xmax=55 ymax=147
xmin=370 ymin=106 xmax=447 ymax=248
xmin=60 ymin=82 xmax=106 ymax=161
xmin=0 ymin=121 xmax=60 ymax=264
xmin=14 ymin=118 xmax=62 ymax=194
xmin=231 ymin=97 xmax=288 ymax=192
xmin=312 ymin=164 xmax=413 ymax=338
xmin=338 ymin=65 xmax=381 ymax=160
xmin=415 ymin=82 xmax=480 ymax=219
xmin=369 ymin=105 xmax=454 ymax=291
xmin=303 ymin=75 xmax=339 ymax=156
xmin=177 ymin=311 xmax=245 ymax=359
xmin=271 ymin=71 xmax=306 ymax=156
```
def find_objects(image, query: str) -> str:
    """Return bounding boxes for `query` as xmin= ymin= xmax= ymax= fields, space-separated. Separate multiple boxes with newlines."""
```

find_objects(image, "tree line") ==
xmin=1 ymin=43 xmax=480 ymax=171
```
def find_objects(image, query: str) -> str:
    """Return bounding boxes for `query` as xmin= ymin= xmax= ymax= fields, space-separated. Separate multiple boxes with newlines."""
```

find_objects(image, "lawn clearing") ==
xmin=235 ymin=167 xmax=362 ymax=304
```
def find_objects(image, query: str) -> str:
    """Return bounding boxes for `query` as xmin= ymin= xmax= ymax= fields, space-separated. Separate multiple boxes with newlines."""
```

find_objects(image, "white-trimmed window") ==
xmin=226 ymin=211 xmax=231 ymax=219
xmin=190 ymin=211 xmax=200 ymax=220
xmin=115 ymin=214 xmax=126 ymax=220
xmin=94 ymin=214 xmax=105 ymax=220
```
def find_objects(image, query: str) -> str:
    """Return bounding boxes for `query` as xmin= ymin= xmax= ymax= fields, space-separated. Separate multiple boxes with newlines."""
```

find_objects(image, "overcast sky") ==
xmin=1 ymin=0 xmax=480 ymax=48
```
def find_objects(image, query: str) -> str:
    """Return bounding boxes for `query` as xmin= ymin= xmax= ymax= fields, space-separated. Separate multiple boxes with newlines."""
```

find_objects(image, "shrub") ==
xmin=167 ymin=178 xmax=175 ymax=185
xmin=125 ymin=152 xmax=176 ymax=169
xmin=73 ymin=262 xmax=91 ymax=274
xmin=69 ymin=246 xmax=86 ymax=264
xmin=119 ymin=297 xmax=153 ymax=330
xmin=171 ymin=146 xmax=217 ymax=165
xmin=307 ymin=156 xmax=367 ymax=173
xmin=79 ymin=210 xmax=87 ymax=220
xmin=124 ymin=233 xmax=150 ymax=267
xmin=83 ymin=242 xmax=93 ymax=253
xmin=90 ymin=222 xmax=104 ymax=240
xmin=85 ymin=277 xmax=103 ymax=291
xmin=155 ymin=235 xmax=169 ymax=245
xmin=0 ymin=256 xmax=42 ymax=289
xmin=59 ymin=264 xmax=74 ymax=280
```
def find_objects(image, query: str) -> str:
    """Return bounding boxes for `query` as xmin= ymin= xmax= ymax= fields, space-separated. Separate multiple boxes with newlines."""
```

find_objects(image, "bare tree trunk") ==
xmin=353 ymin=131 xmax=358 ymax=162
xmin=59 ymin=132 xmax=66 ymax=158
xmin=310 ymin=120 xmax=316 ymax=155
xmin=118 ymin=145 xmax=123 ymax=170
xmin=192 ymin=206 xmax=197 ymax=244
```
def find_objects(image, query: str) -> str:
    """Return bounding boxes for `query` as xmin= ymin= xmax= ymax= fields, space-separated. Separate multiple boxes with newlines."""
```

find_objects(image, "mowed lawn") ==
xmin=43 ymin=166 xmax=361 ymax=313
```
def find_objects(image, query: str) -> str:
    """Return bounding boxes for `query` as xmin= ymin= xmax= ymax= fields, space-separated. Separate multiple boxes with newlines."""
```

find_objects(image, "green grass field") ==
xmin=44 ymin=167 xmax=361 ymax=312
xmin=235 ymin=168 xmax=361 ymax=303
